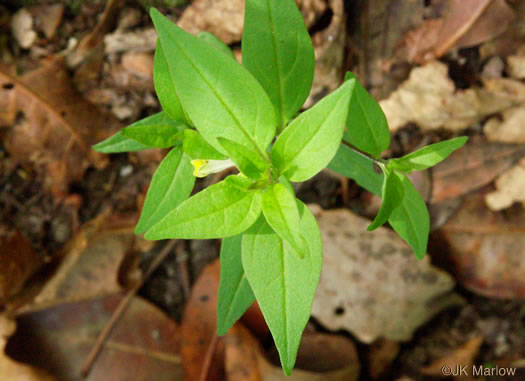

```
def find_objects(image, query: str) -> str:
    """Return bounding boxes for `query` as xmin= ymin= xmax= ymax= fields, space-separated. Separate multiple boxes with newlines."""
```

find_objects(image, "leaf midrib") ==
xmin=161 ymin=29 xmax=269 ymax=162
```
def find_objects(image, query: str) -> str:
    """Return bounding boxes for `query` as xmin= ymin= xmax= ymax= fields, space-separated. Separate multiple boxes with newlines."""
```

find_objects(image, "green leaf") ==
xmin=145 ymin=175 xmax=262 ymax=240
xmin=218 ymin=138 xmax=269 ymax=179
xmin=389 ymin=136 xmax=468 ymax=172
xmin=328 ymin=144 xmax=383 ymax=194
xmin=217 ymin=234 xmax=255 ymax=335
xmin=343 ymin=72 xmax=390 ymax=157
xmin=153 ymin=40 xmax=191 ymax=125
xmin=242 ymin=201 xmax=322 ymax=375
xmin=262 ymin=183 xmax=305 ymax=256
xmin=271 ymin=80 xmax=354 ymax=182
xmin=367 ymin=168 xmax=404 ymax=231
xmin=183 ymin=129 xmax=227 ymax=160
xmin=92 ymin=131 xmax=151 ymax=153
xmin=278 ymin=175 xmax=295 ymax=196
xmin=150 ymin=8 xmax=277 ymax=157
xmin=121 ymin=112 xmax=187 ymax=148
xmin=389 ymin=173 xmax=429 ymax=259
xmin=198 ymin=31 xmax=235 ymax=59
xmin=135 ymin=147 xmax=195 ymax=234
xmin=329 ymin=144 xmax=429 ymax=258
xmin=242 ymin=0 xmax=314 ymax=127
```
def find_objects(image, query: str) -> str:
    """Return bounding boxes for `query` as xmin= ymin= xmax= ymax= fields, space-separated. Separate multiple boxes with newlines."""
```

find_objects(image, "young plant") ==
xmin=94 ymin=0 xmax=467 ymax=374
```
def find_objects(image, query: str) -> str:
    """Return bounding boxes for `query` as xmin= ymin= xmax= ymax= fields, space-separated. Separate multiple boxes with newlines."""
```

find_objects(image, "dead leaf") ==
xmin=177 ymin=0 xmax=327 ymax=45
xmin=433 ymin=0 xmax=514 ymax=58
xmin=420 ymin=337 xmax=483 ymax=380
xmin=5 ymin=294 xmax=182 ymax=381
xmin=225 ymin=324 xmax=262 ymax=381
xmin=485 ymin=160 xmax=525 ymax=211
xmin=508 ymin=55 xmax=525 ymax=79
xmin=368 ymin=340 xmax=400 ymax=379
xmin=11 ymin=212 xmax=138 ymax=314
xmin=0 ymin=230 xmax=41 ymax=302
xmin=104 ymin=27 xmax=158 ymax=54
xmin=258 ymin=332 xmax=360 ymax=381
xmin=121 ymin=52 xmax=154 ymax=79
xmin=439 ymin=190 xmax=525 ymax=299
xmin=11 ymin=8 xmax=37 ymax=49
xmin=27 ymin=4 xmax=65 ymax=39
xmin=0 ymin=314 xmax=57 ymax=380
xmin=484 ymin=107 xmax=525 ymax=144
xmin=380 ymin=61 xmax=525 ymax=132
xmin=181 ymin=259 xmax=224 ymax=381
xmin=0 ymin=58 xmax=121 ymax=196
xmin=309 ymin=204 xmax=463 ymax=343
xmin=430 ymin=137 xmax=525 ymax=203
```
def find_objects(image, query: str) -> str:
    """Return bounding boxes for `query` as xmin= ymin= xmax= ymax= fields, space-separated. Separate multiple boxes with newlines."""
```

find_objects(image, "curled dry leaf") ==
xmin=0 ymin=230 xmax=41 ymax=303
xmin=11 ymin=212 xmax=138 ymax=314
xmin=27 ymin=4 xmax=65 ymax=39
xmin=420 ymin=337 xmax=483 ymax=380
xmin=367 ymin=340 xmax=400 ymax=380
xmin=0 ymin=58 xmax=121 ymax=196
xmin=430 ymin=136 xmax=525 ymax=203
xmin=5 ymin=294 xmax=182 ymax=381
xmin=438 ymin=190 xmax=525 ymax=299
xmin=309 ymin=204 xmax=463 ymax=343
xmin=380 ymin=61 xmax=525 ymax=132
xmin=10 ymin=8 xmax=37 ymax=49
xmin=225 ymin=324 xmax=262 ymax=381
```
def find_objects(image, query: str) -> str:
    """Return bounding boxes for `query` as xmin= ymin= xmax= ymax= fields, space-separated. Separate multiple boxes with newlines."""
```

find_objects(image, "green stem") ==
xmin=341 ymin=140 xmax=384 ymax=165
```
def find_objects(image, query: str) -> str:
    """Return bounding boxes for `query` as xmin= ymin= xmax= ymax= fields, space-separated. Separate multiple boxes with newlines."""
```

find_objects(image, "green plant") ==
xmin=93 ymin=0 xmax=467 ymax=374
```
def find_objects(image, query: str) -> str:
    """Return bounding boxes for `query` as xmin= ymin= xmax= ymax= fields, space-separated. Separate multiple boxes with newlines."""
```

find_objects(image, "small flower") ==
xmin=191 ymin=158 xmax=235 ymax=178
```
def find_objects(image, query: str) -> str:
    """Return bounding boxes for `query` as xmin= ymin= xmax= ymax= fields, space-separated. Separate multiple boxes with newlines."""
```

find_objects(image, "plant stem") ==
xmin=341 ymin=139 xmax=384 ymax=165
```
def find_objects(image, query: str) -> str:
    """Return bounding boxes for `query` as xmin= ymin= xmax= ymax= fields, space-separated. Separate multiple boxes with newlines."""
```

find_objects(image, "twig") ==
xmin=198 ymin=333 xmax=219 ymax=381
xmin=81 ymin=239 xmax=177 ymax=378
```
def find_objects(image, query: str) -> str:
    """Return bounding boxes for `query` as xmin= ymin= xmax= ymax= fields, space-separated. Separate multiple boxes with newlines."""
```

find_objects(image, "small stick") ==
xmin=198 ymin=333 xmax=219 ymax=381
xmin=81 ymin=239 xmax=177 ymax=378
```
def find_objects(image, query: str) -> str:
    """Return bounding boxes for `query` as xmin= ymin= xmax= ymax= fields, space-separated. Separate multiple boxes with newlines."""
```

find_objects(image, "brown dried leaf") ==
xmin=27 ymin=4 xmax=64 ymax=39
xmin=309 ymin=205 xmax=463 ymax=343
xmin=225 ymin=324 xmax=263 ymax=381
xmin=439 ymin=190 xmax=525 ymax=299
xmin=181 ymin=259 xmax=224 ymax=381
xmin=420 ymin=337 xmax=483 ymax=380
xmin=5 ymin=294 xmax=182 ymax=381
xmin=368 ymin=340 xmax=400 ymax=379
xmin=0 ymin=58 xmax=121 ymax=196
xmin=430 ymin=137 xmax=525 ymax=203
xmin=0 ymin=231 xmax=41 ymax=302
xmin=508 ymin=55 xmax=525 ymax=79
xmin=484 ymin=107 xmax=525 ymax=144
xmin=258 ymin=332 xmax=360 ymax=381
xmin=11 ymin=212 xmax=138 ymax=314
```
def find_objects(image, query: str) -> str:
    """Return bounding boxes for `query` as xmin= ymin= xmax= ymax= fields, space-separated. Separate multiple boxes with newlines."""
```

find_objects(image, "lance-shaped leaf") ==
xmin=183 ymin=129 xmax=227 ymax=160
xmin=329 ymin=144 xmax=429 ymax=258
xmin=242 ymin=0 xmax=314 ymax=128
xmin=121 ymin=112 xmax=187 ymax=148
xmin=135 ymin=147 xmax=195 ymax=234
xmin=217 ymin=234 xmax=255 ymax=335
xmin=367 ymin=168 xmax=405 ymax=231
xmin=389 ymin=173 xmax=429 ymax=260
xmin=389 ymin=136 xmax=468 ymax=172
xmin=343 ymin=72 xmax=390 ymax=157
xmin=153 ymin=41 xmax=191 ymax=125
xmin=145 ymin=175 xmax=262 ymax=240
xmin=242 ymin=201 xmax=322 ymax=375
xmin=271 ymin=79 xmax=354 ymax=182
xmin=198 ymin=31 xmax=235 ymax=59
xmin=261 ymin=183 xmax=305 ymax=256
xmin=150 ymin=8 xmax=277 ymax=157
xmin=92 ymin=131 xmax=150 ymax=153
xmin=218 ymin=137 xmax=269 ymax=179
